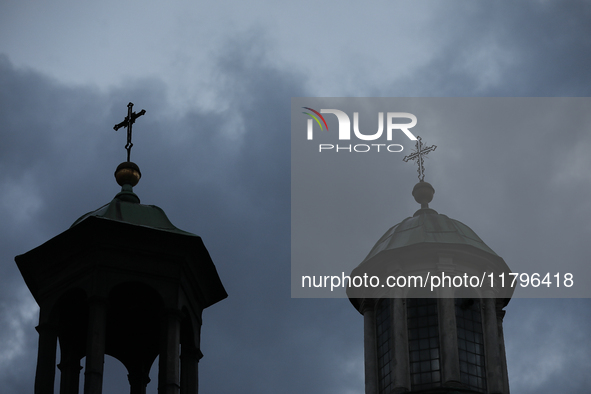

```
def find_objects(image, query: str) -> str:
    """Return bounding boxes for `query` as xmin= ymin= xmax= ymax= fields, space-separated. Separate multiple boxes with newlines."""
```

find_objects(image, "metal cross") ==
xmin=114 ymin=102 xmax=146 ymax=162
xmin=403 ymin=136 xmax=437 ymax=182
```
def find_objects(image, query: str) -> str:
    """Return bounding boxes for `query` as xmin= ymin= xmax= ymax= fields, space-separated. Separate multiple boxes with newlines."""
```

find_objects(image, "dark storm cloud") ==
xmin=505 ymin=299 xmax=591 ymax=394
xmin=370 ymin=2 xmax=591 ymax=97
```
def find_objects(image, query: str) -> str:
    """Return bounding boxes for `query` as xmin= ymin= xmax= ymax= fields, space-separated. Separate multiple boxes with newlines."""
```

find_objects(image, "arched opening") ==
xmin=102 ymin=355 xmax=132 ymax=391
xmin=106 ymin=281 xmax=164 ymax=393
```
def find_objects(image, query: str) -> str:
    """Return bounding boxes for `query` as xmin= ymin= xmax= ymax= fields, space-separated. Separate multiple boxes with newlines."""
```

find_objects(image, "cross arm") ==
xmin=113 ymin=109 xmax=146 ymax=131
xmin=132 ymin=109 xmax=146 ymax=121
xmin=113 ymin=119 xmax=128 ymax=131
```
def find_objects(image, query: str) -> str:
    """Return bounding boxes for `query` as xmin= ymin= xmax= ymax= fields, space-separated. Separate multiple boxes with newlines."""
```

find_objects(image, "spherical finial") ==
xmin=115 ymin=162 xmax=141 ymax=187
xmin=412 ymin=181 xmax=435 ymax=209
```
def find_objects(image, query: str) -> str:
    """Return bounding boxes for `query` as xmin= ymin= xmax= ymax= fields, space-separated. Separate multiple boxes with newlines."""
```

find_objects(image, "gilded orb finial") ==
xmin=115 ymin=161 xmax=141 ymax=187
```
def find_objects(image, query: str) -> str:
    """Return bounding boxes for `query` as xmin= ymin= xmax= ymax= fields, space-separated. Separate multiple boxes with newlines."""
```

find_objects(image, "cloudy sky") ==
xmin=1 ymin=1 xmax=591 ymax=393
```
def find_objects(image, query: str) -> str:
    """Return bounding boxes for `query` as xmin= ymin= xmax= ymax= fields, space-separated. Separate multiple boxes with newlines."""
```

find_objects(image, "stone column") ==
xmin=392 ymin=297 xmax=410 ymax=392
xmin=438 ymin=297 xmax=460 ymax=386
xmin=34 ymin=323 xmax=58 ymax=394
xmin=83 ymin=297 xmax=107 ymax=394
xmin=158 ymin=310 xmax=181 ymax=394
xmin=128 ymin=368 xmax=151 ymax=394
xmin=360 ymin=299 xmax=378 ymax=394
xmin=58 ymin=349 xmax=82 ymax=394
xmin=482 ymin=296 xmax=503 ymax=394
xmin=180 ymin=347 xmax=202 ymax=394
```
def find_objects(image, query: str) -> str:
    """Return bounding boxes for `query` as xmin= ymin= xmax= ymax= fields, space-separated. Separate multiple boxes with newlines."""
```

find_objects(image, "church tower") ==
xmin=15 ymin=103 xmax=227 ymax=394
xmin=347 ymin=138 xmax=512 ymax=394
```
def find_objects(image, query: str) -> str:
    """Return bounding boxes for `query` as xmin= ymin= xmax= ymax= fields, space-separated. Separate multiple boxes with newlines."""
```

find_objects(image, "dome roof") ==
xmin=361 ymin=183 xmax=499 ymax=265
xmin=71 ymin=184 xmax=195 ymax=237
xmin=348 ymin=181 xmax=512 ymax=308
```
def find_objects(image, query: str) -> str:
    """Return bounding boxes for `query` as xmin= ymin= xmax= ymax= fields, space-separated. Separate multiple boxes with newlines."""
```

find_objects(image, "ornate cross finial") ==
xmin=403 ymin=136 xmax=437 ymax=182
xmin=114 ymin=102 xmax=146 ymax=162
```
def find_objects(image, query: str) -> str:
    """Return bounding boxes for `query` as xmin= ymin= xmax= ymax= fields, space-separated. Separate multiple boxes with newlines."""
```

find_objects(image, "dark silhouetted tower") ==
xmin=16 ymin=161 xmax=227 ymax=394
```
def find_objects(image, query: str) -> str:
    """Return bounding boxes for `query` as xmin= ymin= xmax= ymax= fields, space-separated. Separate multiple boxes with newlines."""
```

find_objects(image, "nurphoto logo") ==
xmin=302 ymin=107 xmax=418 ymax=153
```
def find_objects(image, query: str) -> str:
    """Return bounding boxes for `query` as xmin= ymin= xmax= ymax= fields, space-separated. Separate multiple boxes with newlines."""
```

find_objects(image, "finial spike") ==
xmin=114 ymin=161 xmax=141 ymax=187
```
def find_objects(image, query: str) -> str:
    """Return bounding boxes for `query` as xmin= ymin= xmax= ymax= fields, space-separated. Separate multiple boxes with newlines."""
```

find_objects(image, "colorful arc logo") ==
xmin=302 ymin=107 xmax=328 ymax=131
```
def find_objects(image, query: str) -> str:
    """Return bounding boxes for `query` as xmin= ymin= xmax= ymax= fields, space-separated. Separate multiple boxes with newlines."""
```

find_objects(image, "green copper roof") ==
xmin=362 ymin=207 xmax=498 ymax=263
xmin=71 ymin=184 xmax=195 ymax=236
